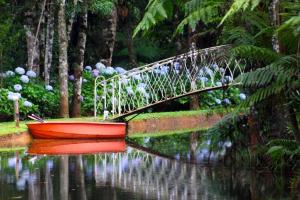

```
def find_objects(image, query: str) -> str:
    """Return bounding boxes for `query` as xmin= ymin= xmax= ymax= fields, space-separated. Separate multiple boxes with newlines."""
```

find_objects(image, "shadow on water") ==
xmin=0 ymin=132 xmax=298 ymax=200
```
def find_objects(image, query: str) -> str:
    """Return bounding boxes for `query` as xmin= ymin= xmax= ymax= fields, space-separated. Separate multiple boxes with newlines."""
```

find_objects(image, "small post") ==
xmin=14 ymin=99 xmax=20 ymax=128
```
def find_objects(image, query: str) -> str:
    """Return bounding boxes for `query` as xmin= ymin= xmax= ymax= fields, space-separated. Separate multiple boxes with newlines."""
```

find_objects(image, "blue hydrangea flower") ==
xmin=153 ymin=69 xmax=161 ymax=74
xmin=5 ymin=70 xmax=15 ymax=77
xmin=224 ymin=98 xmax=231 ymax=104
xmin=215 ymin=99 xmax=222 ymax=105
xmin=95 ymin=62 xmax=106 ymax=71
xmin=26 ymin=70 xmax=36 ymax=78
xmin=15 ymin=67 xmax=25 ymax=75
xmin=225 ymin=75 xmax=233 ymax=82
xmin=173 ymin=62 xmax=181 ymax=70
xmin=69 ymin=75 xmax=75 ymax=81
xmin=219 ymin=68 xmax=225 ymax=73
xmin=20 ymin=75 xmax=29 ymax=83
xmin=137 ymin=86 xmax=146 ymax=94
xmin=137 ymin=83 xmax=147 ymax=88
xmin=115 ymin=67 xmax=126 ymax=74
xmin=45 ymin=85 xmax=53 ymax=91
xmin=198 ymin=77 xmax=209 ymax=82
xmin=92 ymin=69 xmax=99 ymax=77
xmin=224 ymin=141 xmax=232 ymax=147
xmin=160 ymin=65 xmax=169 ymax=75
xmin=212 ymin=63 xmax=218 ymax=70
xmin=23 ymin=100 xmax=33 ymax=107
xmin=80 ymin=95 xmax=84 ymax=102
xmin=239 ymin=93 xmax=246 ymax=100
xmin=7 ymin=92 xmax=21 ymax=101
xmin=103 ymin=67 xmax=115 ymax=75
xmin=14 ymin=84 xmax=22 ymax=91
xmin=133 ymin=74 xmax=141 ymax=80
xmin=126 ymin=87 xmax=134 ymax=95
xmin=85 ymin=66 xmax=92 ymax=71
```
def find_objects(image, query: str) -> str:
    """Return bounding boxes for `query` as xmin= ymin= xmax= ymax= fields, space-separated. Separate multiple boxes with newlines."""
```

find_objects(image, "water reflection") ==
xmin=0 ymin=138 xmax=296 ymax=199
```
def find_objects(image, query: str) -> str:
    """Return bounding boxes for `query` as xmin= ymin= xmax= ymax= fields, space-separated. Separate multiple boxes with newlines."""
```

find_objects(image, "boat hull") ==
xmin=27 ymin=122 xmax=126 ymax=139
xmin=28 ymin=139 xmax=126 ymax=155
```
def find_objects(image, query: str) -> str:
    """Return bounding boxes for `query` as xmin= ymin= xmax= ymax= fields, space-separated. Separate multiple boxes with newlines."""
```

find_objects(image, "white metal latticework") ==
xmin=94 ymin=45 xmax=244 ymax=119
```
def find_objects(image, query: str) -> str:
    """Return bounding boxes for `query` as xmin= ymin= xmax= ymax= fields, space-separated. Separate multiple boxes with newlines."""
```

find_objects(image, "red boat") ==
xmin=26 ymin=122 xmax=126 ymax=139
xmin=27 ymin=139 xmax=126 ymax=155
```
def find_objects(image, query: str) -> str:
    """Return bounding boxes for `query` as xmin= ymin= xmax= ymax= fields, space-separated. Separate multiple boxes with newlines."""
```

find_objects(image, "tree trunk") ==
xmin=44 ymin=0 xmax=55 ymax=86
xmin=71 ymin=0 xmax=88 ymax=117
xmin=67 ymin=0 xmax=78 ymax=42
xmin=58 ymin=0 xmax=69 ymax=118
xmin=99 ymin=6 xmax=118 ymax=66
xmin=25 ymin=22 xmax=40 ymax=74
xmin=38 ymin=0 xmax=46 ymax=76
xmin=125 ymin=20 xmax=138 ymax=68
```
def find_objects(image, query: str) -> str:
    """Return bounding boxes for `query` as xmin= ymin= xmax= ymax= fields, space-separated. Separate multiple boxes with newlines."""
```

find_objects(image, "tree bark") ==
xmin=71 ymin=0 xmax=88 ymax=117
xmin=125 ymin=20 xmax=138 ymax=68
xmin=67 ymin=0 xmax=78 ymax=42
xmin=25 ymin=17 xmax=40 ymax=74
xmin=44 ymin=0 xmax=55 ymax=86
xmin=99 ymin=6 xmax=118 ymax=66
xmin=58 ymin=0 xmax=69 ymax=118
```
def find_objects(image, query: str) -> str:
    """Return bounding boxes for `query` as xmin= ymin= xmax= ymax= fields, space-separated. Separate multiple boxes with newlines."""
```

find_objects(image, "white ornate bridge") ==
xmin=94 ymin=45 xmax=244 ymax=120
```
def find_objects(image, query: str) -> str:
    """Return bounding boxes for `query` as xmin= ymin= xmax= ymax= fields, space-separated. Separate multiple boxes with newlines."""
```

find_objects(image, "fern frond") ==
xmin=175 ymin=3 xmax=222 ymax=34
xmin=220 ymin=0 xmax=262 ymax=25
xmin=232 ymin=45 xmax=279 ymax=63
xmin=133 ymin=0 xmax=173 ymax=37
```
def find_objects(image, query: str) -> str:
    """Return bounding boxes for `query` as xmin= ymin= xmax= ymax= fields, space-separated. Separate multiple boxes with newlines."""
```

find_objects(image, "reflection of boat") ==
xmin=27 ymin=139 xmax=126 ymax=155
xmin=26 ymin=122 xmax=126 ymax=139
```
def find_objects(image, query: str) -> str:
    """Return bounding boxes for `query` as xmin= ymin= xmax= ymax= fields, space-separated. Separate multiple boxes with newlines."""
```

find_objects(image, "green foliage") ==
xmin=266 ymin=139 xmax=300 ymax=171
xmin=90 ymin=0 xmax=116 ymax=16
xmin=175 ymin=2 xmax=222 ymax=34
xmin=133 ymin=0 xmax=174 ymax=37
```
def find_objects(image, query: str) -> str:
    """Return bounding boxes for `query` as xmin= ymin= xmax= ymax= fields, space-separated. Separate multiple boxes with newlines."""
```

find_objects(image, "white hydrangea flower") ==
xmin=23 ymin=100 xmax=33 ymax=107
xmin=7 ymin=92 xmax=21 ymax=101
xmin=14 ymin=84 xmax=22 ymax=91
xmin=5 ymin=70 xmax=15 ymax=77
xmin=45 ymin=85 xmax=53 ymax=91
xmin=15 ymin=67 xmax=25 ymax=75
xmin=20 ymin=75 xmax=29 ymax=83
xmin=239 ymin=93 xmax=246 ymax=100
xmin=26 ymin=70 xmax=36 ymax=78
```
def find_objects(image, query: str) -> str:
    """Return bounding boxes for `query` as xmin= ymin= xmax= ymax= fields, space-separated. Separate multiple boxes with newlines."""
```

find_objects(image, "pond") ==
xmin=0 ymin=132 xmax=297 ymax=200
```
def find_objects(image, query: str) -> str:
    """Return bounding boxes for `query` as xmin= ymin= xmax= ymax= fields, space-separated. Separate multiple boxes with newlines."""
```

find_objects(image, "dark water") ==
xmin=0 ymin=132 xmax=298 ymax=200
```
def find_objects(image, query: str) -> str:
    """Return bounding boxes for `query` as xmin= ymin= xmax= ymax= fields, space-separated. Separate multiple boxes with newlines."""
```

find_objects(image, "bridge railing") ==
xmin=94 ymin=45 xmax=245 ymax=119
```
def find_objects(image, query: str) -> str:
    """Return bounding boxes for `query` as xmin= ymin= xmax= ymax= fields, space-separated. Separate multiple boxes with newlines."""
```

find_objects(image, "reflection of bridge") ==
xmin=94 ymin=45 xmax=244 ymax=119
xmin=94 ymin=146 xmax=200 ymax=199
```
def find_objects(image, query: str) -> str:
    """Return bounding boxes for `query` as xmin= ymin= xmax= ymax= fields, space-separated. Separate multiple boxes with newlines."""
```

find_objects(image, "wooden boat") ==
xmin=27 ymin=139 xmax=126 ymax=155
xmin=26 ymin=122 xmax=126 ymax=139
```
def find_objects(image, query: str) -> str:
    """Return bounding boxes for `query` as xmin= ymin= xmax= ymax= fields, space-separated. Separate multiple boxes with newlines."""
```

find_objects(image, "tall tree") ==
xmin=44 ymin=0 xmax=55 ymax=86
xmin=99 ymin=4 xmax=118 ymax=66
xmin=71 ymin=0 xmax=88 ymax=117
xmin=58 ymin=0 xmax=69 ymax=117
